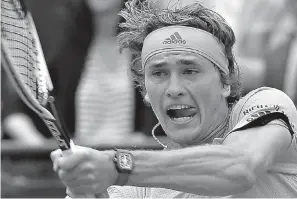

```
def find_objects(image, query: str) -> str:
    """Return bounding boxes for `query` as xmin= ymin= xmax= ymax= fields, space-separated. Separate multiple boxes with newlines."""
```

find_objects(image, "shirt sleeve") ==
xmin=107 ymin=186 xmax=125 ymax=198
xmin=107 ymin=185 xmax=144 ymax=198
xmin=228 ymin=87 xmax=297 ymax=137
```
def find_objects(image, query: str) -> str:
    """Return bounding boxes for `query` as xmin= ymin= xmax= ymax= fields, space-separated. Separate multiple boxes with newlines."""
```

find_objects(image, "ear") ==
xmin=222 ymin=85 xmax=231 ymax=98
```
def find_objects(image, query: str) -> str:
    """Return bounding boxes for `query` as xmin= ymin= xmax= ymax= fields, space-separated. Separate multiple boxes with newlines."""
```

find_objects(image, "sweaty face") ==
xmin=144 ymin=51 xmax=229 ymax=146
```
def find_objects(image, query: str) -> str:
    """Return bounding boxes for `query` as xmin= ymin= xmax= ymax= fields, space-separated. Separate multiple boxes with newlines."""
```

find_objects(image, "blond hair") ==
xmin=118 ymin=0 xmax=241 ymax=105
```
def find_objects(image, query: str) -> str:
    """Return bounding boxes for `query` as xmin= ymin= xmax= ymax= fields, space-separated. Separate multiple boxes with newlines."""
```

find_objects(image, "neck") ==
xmin=183 ymin=102 xmax=230 ymax=148
xmin=208 ymin=105 xmax=230 ymax=139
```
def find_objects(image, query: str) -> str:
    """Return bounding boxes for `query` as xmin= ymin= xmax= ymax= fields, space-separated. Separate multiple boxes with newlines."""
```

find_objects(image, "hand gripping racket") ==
xmin=1 ymin=0 xmax=95 ymax=197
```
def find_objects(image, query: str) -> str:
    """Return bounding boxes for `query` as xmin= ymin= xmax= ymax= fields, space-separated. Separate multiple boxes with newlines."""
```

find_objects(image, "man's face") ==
xmin=144 ymin=51 xmax=228 ymax=145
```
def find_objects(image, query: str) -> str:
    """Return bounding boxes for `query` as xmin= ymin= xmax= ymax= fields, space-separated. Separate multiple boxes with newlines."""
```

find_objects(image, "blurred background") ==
xmin=1 ymin=0 xmax=297 ymax=197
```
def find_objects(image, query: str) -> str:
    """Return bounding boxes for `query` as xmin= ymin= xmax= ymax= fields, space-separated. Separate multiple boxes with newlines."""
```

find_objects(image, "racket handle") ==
xmin=65 ymin=193 xmax=96 ymax=199
xmin=62 ymin=140 xmax=96 ymax=198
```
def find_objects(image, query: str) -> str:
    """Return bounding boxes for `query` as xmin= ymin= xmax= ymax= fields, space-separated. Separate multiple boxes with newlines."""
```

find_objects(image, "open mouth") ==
xmin=166 ymin=104 xmax=197 ymax=124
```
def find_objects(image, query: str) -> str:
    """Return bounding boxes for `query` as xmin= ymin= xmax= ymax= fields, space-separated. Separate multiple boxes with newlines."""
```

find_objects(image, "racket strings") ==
xmin=1 ymin=0 xmax=47 ymax=105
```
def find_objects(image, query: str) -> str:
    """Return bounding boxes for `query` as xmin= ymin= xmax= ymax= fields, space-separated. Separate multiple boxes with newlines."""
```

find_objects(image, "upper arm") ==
xmin=223 ymin=121 xmax=291 ymax=174
xmin=223 ymin=87 xmax=297 ymax=174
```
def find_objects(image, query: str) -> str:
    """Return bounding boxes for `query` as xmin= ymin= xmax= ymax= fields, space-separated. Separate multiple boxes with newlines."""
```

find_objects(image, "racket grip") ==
xmin=62 ymin=140 xmax=96 ymax=198
xmin=65 ymin=193 xmax=96 ymax=199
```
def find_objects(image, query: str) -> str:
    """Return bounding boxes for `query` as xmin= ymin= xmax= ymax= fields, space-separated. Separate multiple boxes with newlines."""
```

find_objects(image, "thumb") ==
xmin=58 ymin=150 xmax=86 ymax=170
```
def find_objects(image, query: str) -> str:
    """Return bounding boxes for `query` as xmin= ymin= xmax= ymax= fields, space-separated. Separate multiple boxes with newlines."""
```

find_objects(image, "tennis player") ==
xmin=51 ymin=0 xmax=297 ymax=197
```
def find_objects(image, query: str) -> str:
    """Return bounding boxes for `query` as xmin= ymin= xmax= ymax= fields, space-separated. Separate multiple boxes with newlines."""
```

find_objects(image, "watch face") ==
xmin=118 ymin=152 xmax=133 ymax=172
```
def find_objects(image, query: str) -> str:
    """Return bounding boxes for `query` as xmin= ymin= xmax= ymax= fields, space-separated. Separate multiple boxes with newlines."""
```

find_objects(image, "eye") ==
xmin=152 ymin=71 xmax=167 ymax=77
xmin=183 ymin=69 xmax=199 ymax=75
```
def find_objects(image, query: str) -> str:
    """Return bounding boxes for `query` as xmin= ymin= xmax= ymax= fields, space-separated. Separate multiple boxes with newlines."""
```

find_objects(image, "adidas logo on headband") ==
xmin=163 ymin=32 xmax=186 ymax=44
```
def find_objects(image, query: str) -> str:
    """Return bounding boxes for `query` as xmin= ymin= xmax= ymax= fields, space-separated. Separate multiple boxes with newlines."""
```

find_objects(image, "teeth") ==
xmin=171 ymin=116 xmax=194 ymax=123
xmin=168 ymin=104 xmax=191 ymax=110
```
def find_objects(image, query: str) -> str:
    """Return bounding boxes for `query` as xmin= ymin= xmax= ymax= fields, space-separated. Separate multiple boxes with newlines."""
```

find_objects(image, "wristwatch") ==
xmin=113 ymin=149 xmax=133 ymax=186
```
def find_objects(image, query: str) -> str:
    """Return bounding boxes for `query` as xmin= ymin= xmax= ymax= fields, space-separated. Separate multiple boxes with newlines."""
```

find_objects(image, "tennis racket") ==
xmin=1 ymin=0 xmax=94 ymax=198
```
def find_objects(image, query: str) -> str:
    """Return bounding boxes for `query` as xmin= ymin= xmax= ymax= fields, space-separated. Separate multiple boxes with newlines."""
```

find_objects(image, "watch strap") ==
xmin=114 ymin=171 xmax=129 ymax=186
xmin=113 ymin=149 xmax=133 ymax=186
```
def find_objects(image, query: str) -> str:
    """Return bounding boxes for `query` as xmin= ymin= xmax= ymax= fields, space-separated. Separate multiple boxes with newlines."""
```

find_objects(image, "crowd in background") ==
xmin=1 ymin=0 xmax=160 ymax=147
xmin=1 ymin=0 xmax=297 ymax=197
xmin=1 ymin=0 xmax=297 ymax=147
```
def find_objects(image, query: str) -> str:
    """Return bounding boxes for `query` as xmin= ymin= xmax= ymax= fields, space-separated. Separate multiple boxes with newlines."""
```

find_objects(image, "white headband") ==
xmin=141 ymin=26 xmax=229 ymax=74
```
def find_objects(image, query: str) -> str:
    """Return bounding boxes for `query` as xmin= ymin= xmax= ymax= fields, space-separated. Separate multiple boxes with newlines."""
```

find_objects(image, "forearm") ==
xmin=127 ymin=145 xmax=255 ymax=196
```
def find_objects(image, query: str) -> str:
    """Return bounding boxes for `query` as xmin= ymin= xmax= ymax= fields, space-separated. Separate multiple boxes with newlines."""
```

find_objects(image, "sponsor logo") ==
xmin=246 ymin=110 xmax=274 ymax=122
xmin=243 ymin=104 xmax=280 ymax=116
xmin=163 ymin=32 xmax=186 ymax=44
xmin=246 ymin=110 xmax=285 ymax=123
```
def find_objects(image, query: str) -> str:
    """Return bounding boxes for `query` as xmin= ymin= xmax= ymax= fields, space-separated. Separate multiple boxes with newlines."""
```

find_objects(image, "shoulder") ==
xmin=231 ymin=87 xmax=297 ymax=121
xmin=229 ymin=87 xmax=297 ymax=135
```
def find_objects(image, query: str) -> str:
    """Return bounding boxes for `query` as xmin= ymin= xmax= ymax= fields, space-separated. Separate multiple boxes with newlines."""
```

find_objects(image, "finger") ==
xmin=67 ymin=160 xmax=97 ymax=180
xmin=66 ymin=187 xmax=95 ymax=198
xmin=66 ymin=187 xmax=84 ymax=198
xmin=69 ymin=184 xmax=100 ymax=195
xmin=62 ymin=173 xmax=97 ymax=187
xmin=50 ymin=149 xmax=62 ymax=171
xmin=58 ymin=162 xmax=97 ymax=186
xmin=58 ymin=149 xmax=87 ymax=170
xmin=58 ymin=163 xmax=82 ymax=182
xmin=50 ymin=149 xmax=62 ymax=162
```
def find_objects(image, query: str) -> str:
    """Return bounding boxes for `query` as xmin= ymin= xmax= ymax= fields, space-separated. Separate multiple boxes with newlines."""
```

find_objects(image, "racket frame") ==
xmin=1 ymin=37 xmax=71 ymax=151
xmin=1 ymin=8 xmax=95 ymax=198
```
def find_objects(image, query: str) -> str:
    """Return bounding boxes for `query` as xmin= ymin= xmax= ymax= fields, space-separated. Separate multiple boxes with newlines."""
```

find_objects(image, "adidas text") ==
xmin=163 ymin=39 xmax=186 ymax=44
xmin=163 ymin=32 xmax=186 ymax=44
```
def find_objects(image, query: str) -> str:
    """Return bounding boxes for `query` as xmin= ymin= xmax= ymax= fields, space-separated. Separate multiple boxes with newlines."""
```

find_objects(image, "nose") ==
xmin=165 ymin=75 xmax=185 ymax=98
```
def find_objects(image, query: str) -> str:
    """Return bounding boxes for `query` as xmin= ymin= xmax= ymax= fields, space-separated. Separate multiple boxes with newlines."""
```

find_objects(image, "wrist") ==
xmin=103 ymin=150 xmax=119 ymax=185
xmin=112 ymin=149 xmax=134 ymax=186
